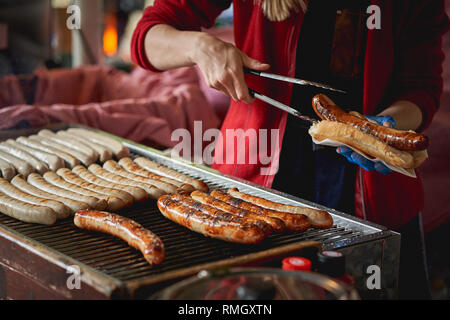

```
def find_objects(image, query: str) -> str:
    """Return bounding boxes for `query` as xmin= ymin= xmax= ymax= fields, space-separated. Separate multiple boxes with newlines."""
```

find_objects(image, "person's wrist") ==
xmin=188 ymin=32 xmax=214 ymax=65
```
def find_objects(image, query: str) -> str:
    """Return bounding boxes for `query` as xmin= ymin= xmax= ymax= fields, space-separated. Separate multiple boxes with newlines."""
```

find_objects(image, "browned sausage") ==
xmin=227 ymin=188 xmax=333 ymax=229
xmin=157 ymin=194 xmax=266 ymax=244
xmin=190 ymin=190 xmax=285 ymax=233
xmin=312 ymin=94 xmax=428 ymax=151
xmin=170 ymin=192 xmax=272 ymax=236
xmin=74 ymin=210 xmax=164 ymax=265
xmin=210 ymin=190 xmax=310 ymax=232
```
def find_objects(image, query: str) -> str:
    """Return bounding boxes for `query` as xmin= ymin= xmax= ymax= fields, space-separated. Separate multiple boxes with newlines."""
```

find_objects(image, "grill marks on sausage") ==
xmin=74 ymin=210 xmax=164 ymax=265
xmin=157 ymin=195 xmax=266 ymax=244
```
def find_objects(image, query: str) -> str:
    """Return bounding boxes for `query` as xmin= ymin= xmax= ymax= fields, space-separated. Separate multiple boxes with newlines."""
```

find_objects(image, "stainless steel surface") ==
xmin=245 ymin=68 xmax=346 ymax=93
xmin=250 ymin=89 xmax=317 ymax=123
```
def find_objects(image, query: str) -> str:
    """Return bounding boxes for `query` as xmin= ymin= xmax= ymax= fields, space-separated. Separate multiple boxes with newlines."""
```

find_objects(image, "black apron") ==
xmin=272 ymin=0 xmax=369 ymax=214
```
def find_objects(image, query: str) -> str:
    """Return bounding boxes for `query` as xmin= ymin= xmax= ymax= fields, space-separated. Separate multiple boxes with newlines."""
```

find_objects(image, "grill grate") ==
xmin=0 ymin=200 xmax=360 ymax=282
xmin=0 ymin=129 xmax=389 ymax=293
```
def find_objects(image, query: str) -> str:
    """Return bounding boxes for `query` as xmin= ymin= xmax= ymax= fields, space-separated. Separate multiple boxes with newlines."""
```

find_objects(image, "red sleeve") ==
xmin=392 ymin=0 xmax=449 ymax=131
xmin=131 ymin=0 xmax=232 ymax=72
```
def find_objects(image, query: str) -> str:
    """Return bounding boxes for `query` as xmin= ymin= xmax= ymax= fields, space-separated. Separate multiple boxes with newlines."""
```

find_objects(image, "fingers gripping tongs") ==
xmin=244 ymin=68 xmax=346 ymax=123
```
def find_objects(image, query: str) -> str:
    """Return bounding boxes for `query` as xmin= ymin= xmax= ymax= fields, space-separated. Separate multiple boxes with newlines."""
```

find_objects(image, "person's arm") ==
xmin=384 ymin=0 xmax=449 ymax=132
xmin=144 ymin=24 xmax=270 ymax=103
xmin=378 ymin=100 xmax=423 ymax=131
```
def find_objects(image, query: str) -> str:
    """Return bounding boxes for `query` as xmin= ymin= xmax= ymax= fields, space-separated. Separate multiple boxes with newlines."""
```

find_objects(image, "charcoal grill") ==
xmin=0 ymin=124 xmax=400 ymax=300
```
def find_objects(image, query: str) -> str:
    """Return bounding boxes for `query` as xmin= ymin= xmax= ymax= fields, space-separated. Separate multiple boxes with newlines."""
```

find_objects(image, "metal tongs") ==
xmin=245 ymin=68 xmax=346 ymax=123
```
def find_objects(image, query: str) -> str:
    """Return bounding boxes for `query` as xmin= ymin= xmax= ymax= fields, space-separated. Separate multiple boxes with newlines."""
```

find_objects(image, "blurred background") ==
xmin=0 ymin=0 xmax=449 ymax=299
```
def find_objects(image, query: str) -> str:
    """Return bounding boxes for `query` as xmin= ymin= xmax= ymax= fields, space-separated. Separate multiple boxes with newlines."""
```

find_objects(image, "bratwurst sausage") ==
xmin=312 ymin=94 xmax=428 ymax=151
xmin=210 ymin=190 xmax=310 ymax=232
xmin=227 ymin=188 xmax=333 ymax=229
xmin=74 ymin=210 xmax=165 ymax=266
xmin=157 ymin=194 xmax=266 ymax=244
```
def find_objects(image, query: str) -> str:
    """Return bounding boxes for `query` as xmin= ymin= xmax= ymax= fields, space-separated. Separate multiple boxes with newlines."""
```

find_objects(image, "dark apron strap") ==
xmin=272 ymin=0 xmax=368 ymax=214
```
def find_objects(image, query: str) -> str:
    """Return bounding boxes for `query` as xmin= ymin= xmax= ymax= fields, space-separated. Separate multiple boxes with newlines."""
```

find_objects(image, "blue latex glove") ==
xmin=337 ymin=115 xmax=396 ymax=175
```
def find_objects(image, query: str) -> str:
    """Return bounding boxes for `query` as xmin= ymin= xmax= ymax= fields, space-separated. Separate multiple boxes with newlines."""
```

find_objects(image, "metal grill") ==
xmin=0 ymin=125 xmax=397 ymax=299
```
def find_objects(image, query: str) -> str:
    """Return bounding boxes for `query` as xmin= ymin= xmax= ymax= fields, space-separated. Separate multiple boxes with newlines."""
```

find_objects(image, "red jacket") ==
xmin=132 ymin=0 xmax=449 ymax=229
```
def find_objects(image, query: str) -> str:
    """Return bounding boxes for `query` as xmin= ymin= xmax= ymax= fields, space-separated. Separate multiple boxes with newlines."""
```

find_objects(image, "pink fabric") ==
xmin=0 ymin=75 xmax=26 ymax=108
xmin=0 ymin=66 xmax=221 ymax=148
xmin=419 ymin=0 xmax=450 ymax=232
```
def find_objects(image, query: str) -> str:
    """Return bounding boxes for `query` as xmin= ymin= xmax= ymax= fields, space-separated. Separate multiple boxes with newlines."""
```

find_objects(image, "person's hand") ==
xmin=191 ymin=33 xmax=270 ymax=104
xmin=336 ymin=114 xmax=396 ymax=175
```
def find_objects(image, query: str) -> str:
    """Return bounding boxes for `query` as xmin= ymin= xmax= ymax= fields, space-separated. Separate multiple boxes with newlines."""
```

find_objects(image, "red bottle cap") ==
xmin=282 ymin=257 xmax=312 ymax=271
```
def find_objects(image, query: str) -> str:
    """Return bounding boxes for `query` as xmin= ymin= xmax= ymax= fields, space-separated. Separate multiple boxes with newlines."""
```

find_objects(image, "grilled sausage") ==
xmin=312 ymin=94 xmax=429 ymax=151
xmin=210 ymin=190 xmax=310 ymax=232
xmin=0 ymin=191 xmax=57 ymax=225
xmin=0 ymin=157 xmax=15 ymax=181
xmin=29 ymin=135 xmax=93 ymax=167
xmin=74 ymin=210 xmax=165 ymax=265
xmin=190 ymin=190 xmax=285 ymax=233
xmin=9 ymin=139 xmax=64 ymax=171
xmin=157 ymin=194 xmax=266 ymax=244
xmin=0 ymin=149 xmax=35 ymax=177
xmin=170 ymin=192 xmax=272 ymax=236
xmin=103 ymin=160 xmax=177 ymax=194
xmin=57 ymin=130 xmax=113 ymax=163
xmin=28 ymin=173 xmax=105 ymax=210
xmin=66 ymin=128 xmax=130 ymax=159
xmin=227 ymin=188 xmax=333 ymax=229
xmin=0 ymin=177 xmax=71 ymax=219
xmin=0 ymin=141 xmax=49 ymax=174
xmin=57 ymin=168 xmax=132 ymax=209
xmin=11 ymin=174 xmax=89 ymax=213
xmin=118 ymin=157 xmax=194 ymax=192
xmin=134 ymin=157 xmax=209 ymax=192
xmin=16 ymin=136 xmax=79 ymax=168
xmin=72 ymin=165 xmax=148 ymax=202
xmin=88 ymin=164 xmax=163 ymax=199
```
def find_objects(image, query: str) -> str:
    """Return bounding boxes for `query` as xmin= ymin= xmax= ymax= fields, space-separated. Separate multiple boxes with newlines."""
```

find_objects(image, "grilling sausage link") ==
xmin=103 ymin=160 xmax=177 ymax=194
xmin=0 ymin=157 xmax=15 ymax=181
xmin=74 ymin=210 xmax=165 ymax=265
xmin=58 ymin=130 xmax=113 ymax=163
xmin=0 ymin=191 xmax=57 ymax=225
xmin=170 ymin=192 xmax=272 ymax=236
xmin=190 ymin=190 xmax=285 ymax=233
xmin=88 ymin=164 xmax=163 ymax=199
xmin=16 ymin=136 xmax=79 ymax=168
xmin=57 ymin=168 xmax=131 ymax=210
xmin=227 ymin=188 xmax=333 ymax=229
xmin=0 ymin=177 xmax=71 ymax=219
xmin=312 ymin=94 xmax=429 ymax=151
xmin=0 ymin=149 xmax=35 ymax=177
xmin=72 ymin=165 xmax=148 ymax=202
xmin=11 ymin=174 xmax=89 ymax=213
xmin=0 ymin=142 xmax=49 ymax=174
xmin=42 ymin=172 xmax=112 ymax=211
xmin=210 ymin=190 xmax=310 ymax=232
xmin=29 ymin=135 xmax=93 ymax=167
xmin=134 ymin=157 xmax=209 ymax=192
xmin=66 ymin=128 xmax=130 ymax=159
xmin=28 ymin=173 xmax=105 ymax=210
xmin=157 ymin=195 xmax=266 ymax=244
xmin=8 ymin=139 xmax=64 ymax=171
xmin=118 ymin=157 xmax=194 ymax=192
xmin=39 ymin=129 xmax=99 ymax=163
